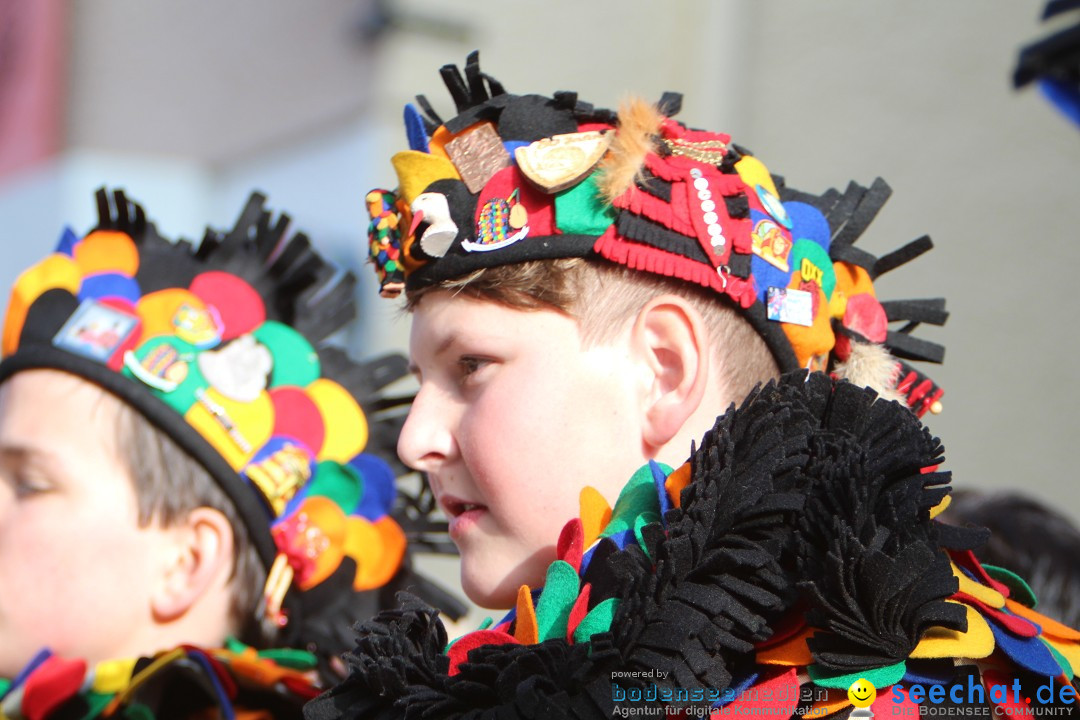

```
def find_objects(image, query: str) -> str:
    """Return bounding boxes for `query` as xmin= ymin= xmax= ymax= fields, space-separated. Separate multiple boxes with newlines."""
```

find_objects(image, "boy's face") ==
xmin=0 ymin=369 xmax=172 ymax=675
xmin=400 ymin=291 xmax=651 ymax=608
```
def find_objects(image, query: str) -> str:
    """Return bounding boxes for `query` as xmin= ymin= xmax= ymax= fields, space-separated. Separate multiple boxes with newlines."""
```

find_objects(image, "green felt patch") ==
xmin=253 ymin=320 xmax=320 ymax=388
xmin=122 ymin=335 xmax=206 ymax=414
xmin=604 ymin=465 xmax=660 ymax=537
xmin=555 ymin=173 xmax=616 ymax=236
xmin=255 ymin=647 xmax=318 ymax=670
xmin=573 ymin=598 xmax=620 ymax=644
xmin=305 ymin=461 xmax=363 ymax=513
xmin=79 ymin=692 xmax=114 ymax=720
xmin=983 ymin=564 xmax=1038 ymax=608
xmin=536 ymin=560 xmax=581 ymax=642
xmin=633 ymin=512 xmax=661 ymax=560
xmin=125 ymin=703 xmax=156 ymax=720
xmin=807 ymin=660 xmax=906 ymax=689
xmin=1042 ymin=639 xmax=1073 ymax=679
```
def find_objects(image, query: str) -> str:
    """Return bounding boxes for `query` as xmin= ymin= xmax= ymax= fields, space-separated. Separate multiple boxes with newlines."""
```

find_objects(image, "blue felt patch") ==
xmin=404 ymin=103 xmax=430 ymax=152
xmin=580 ymin=544 xmax=596 ymax=574
xmin=903 ymin=662 xmax=956 ymax=687
xmin=750 ymin=255 xmax=792 ymax=304
xmin=6 ymin=648 xmax=52 ymax=697
xmin=78 ymin=272 xmax=141 ymax=305
xmin=986 ymin=613 xmax=1062 ymax=677
xmin=1040 ymin=78 xmax=1080 ymax=129
xmin=606 ymin=528 xmax=636 ymax=550
xmin=785 ymin=202 xmax=831 ymax=250
xmin=185 ymin=649 xmax=235 ymax=720
xmin=54 ymin=226 xmax=79 ymax=257
xmin=349 ymin=453 xmax=397 ymax=519
xmin=713 ymin=671 xmax=761 ymax=708
xmin=503 ymin=141 xmax=529 ymax=164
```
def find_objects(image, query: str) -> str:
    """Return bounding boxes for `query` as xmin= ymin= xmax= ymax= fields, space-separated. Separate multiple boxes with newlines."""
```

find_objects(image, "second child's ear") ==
xmin=632 ymin=295 xmax=710 ymax=451
xmin=150 ymin=507 xmax=235 ymax=623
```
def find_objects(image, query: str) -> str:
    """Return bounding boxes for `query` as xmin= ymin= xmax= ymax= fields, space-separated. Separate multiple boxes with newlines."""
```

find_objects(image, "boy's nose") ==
xmin=397 ymin=386 xmax=457 ymax=472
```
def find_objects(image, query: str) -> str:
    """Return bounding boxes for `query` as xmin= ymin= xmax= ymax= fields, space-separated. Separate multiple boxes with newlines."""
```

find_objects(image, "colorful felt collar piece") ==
xmin=305 ymin=373 xmax=1080 ymax=720
xmin=0 ymin=640 xmax=319 ymax=720
xmin=366 ymin=52 xmax=948 ymax=417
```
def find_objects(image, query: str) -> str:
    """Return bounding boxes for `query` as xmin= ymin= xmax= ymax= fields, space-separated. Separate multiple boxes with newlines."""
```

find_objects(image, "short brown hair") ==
xmin=406 ymin=258 xmax=779 ymax=402
xmin=114 ymin=404 xmax=271 ymax=647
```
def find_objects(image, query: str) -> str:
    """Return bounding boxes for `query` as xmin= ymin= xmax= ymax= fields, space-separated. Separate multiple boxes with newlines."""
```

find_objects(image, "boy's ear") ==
xmin=150 ymin=507 xmax=235 ymax=623
xmin=632 ymin=295 xmax=710 ymax=451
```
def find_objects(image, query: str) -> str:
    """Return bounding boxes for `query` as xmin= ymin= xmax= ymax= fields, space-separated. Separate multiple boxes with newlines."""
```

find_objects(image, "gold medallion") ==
xmin=515 ymin=131 xmax=612 ymax=194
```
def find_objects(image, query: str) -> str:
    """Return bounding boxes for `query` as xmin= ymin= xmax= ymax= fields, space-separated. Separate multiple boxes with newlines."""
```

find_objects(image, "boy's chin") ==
xmin=460 ymin=549 xmax=555 ymax=610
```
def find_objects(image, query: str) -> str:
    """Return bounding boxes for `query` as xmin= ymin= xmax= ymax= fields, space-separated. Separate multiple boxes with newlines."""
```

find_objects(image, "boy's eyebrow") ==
xmin=0 ymin=442 xmax=59 ymax=468
xmin=408 ymin=333 xmax=460 ymax=376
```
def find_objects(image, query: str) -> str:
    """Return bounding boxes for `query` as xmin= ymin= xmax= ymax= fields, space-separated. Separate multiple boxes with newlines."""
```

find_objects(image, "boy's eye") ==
xmin=1 ymin=467 xmax=53 ymax=498
xmin=457 ymin=356 xmax=490 ymax=380
xmin=16 ymin=472 xmax=52 ymax=497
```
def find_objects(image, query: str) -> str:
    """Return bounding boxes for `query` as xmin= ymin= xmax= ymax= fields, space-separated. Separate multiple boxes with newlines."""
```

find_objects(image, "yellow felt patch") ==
xmin=3 ymin=253 xmax=83 ymax=355
xmin=734 ymin=156 xmax=778 ymax=197
xmin=929 ymin=494 xmax=952 ymax=520
xmin=757 ymin=627 xmax=815 ymax=666
xmin=136 ymin=288 xmax=207 ymax=341
xmin=184 ymin=388 xmax=272 ymax=470
xmin=664 ymin=463 xmax=691 ymax=509
xmin=1005 ymin=598 xmax=1080 ymax=641
xmin=579 ymin=486 xmax=613 ymax=548
xmin=953 ymin=561 xmax=1006 ymax=608
xmin=74 ymin=231 xmax=139 ymax=276
xmin=308 ymin=379 xmax=368 ymax=462
xmin=782 ymin=283 xmax=834 ymax=368
xmin=1044 ymin=636 xmax=1080 ymax=678
xmin=391 ymin=151 xmax=462 ymax=207
xmin=911 ymin=601 xmax=995 ymax=659
xmin=514 ymin=584 xmax=539 ymax=645
xmin=91 ymin=657 xmax=139 ymax=694
xmin=293 ymin=496 xmax=346 ymax=590
xmin=348 ymin=515 xmax=407 ymax=591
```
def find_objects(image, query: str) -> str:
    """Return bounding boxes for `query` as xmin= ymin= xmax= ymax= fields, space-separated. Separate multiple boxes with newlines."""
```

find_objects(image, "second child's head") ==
xmin=0 ymin=190 xmax=412 ymax=674
xmin=0 ymin=368 xmax=261 ymax=675
xmin=370 ymin=54 xmax=947 ymax=609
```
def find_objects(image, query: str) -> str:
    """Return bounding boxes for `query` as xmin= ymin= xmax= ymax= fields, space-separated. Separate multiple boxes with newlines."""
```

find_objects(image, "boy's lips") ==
xmin=438 ymin=493 xmax=488 ymax=540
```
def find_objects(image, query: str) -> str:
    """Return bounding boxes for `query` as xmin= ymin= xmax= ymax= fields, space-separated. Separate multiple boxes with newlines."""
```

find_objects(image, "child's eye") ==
xmin=2 ymin=468 xmax=52 ymax=498
xmin=457 ymin=356 xmax=490 ymax=381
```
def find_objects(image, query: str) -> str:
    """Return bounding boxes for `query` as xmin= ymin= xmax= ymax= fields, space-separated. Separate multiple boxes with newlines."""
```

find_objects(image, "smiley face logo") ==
xmin=848 ymin=678 xmax=877 ymax=708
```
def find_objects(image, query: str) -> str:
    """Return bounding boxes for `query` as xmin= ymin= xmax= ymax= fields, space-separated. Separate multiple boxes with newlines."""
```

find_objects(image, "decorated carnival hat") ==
xmin=366 ymin=52 xmax=948 ymax=416
xmin=0 ymin=188 xmax=460 ymax=660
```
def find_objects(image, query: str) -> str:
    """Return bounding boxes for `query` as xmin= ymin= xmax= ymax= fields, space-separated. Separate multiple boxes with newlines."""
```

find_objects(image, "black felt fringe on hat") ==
xmin=306 ymin=373 xmax=980 ymax=720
